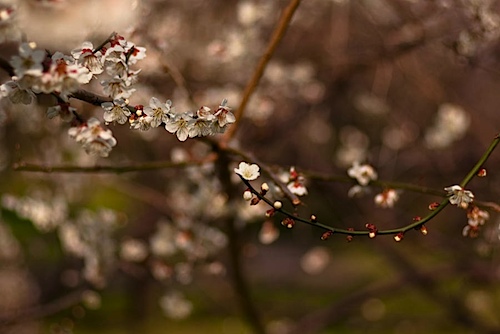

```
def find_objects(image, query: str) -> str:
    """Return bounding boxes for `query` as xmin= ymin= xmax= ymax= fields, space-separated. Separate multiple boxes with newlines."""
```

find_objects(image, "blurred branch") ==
xmin=12 ymin=155 xmax=216 ymax=173
xmin=286 ymin=263 xmax=456 ymax=334
xmin=215 ymin=149 xmax=267 ymax=334
xmin=0 ymin=287 xmax=86 ymax=328
xmin=222 ymin=0 xmax=302 ymax=142
xmin=378 ymin=243 xmax=500 ymax=334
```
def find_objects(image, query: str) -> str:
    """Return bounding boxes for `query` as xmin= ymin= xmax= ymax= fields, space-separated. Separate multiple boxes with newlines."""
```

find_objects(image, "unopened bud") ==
xmin=243 ymin=190 xmax=253 ymax=201
xmin=250 ymin=197 xmax=261 ymax=206
xmin=261 ymin=182 xmax=269 ymax=193
xmin=273 ymin=201 xmax=283 ymax=209
xmin=310 ymin=214 xmax=317 ymax=223
xmin=346 ymin=228 xmax=354 ymax=242
xmin=420 ymin=225 xmax=428 ymax=235
xmin=321 ymin=230 xmax=333 ymax=240
xmin=265 ymin=209 xmax=276 ymax=217
xmin=428 ymin=202 xmax=440 ymax=210
xmin=365 ymin=223 xmax=377 ymax=239
xmin=394 ymin=232 xmax=404 ymax=242
xmin=477 ymin=168 xmax=487 ymax=177
xmin=281 ymin=217 xmax=295 ymax=229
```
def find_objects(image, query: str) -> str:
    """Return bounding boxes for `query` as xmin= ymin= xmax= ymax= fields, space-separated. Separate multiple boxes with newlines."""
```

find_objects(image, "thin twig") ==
xmin=0 ymin=287 xmax=86 ymax=327
xmin=240 ymin=134 xmax=500 ymax=238
xmin=12 ymin=156 xmax=216 ymax=174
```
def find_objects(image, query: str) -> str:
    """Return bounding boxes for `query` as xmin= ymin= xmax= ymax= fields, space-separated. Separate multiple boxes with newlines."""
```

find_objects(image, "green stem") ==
xmin=240 ymin=134 xmax=500 ymax=238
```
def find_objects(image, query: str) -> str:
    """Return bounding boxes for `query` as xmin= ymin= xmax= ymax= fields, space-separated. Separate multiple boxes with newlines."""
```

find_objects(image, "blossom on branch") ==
xmin=68 ymin=117 xmax=117 ymax=157
xmin=102 ymin=99 xmax=131 ymax=125
xmin=374 ymin=189 xmax=399 ymax=208
xmin=71 ymin=41 xmax=104 ymax=75
xmin=347 ymin=162 xmax=378 ymax=186
xmin=144 ymin=97 xmax=173 ymax=128
xmin=444 ymin=185 xmax=474 ymax=209
xmin=234 ymin=162 xmax=260 ymax=180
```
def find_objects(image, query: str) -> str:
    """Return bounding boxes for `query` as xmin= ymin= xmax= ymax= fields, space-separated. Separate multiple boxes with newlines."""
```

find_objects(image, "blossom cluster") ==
xmin=127 ymin=97 xmax=236 ymax=141
xmin=68 ymin=117 xmax=117 ymax=157
xmin=0 ymin=34 xmax=236 ymax=157
xmin=444 ymin=184 xmax=490 ymax=237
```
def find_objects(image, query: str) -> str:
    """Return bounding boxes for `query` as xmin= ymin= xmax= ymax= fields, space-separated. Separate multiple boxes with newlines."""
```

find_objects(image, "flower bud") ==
xmin=243 ymin=190 xmax=253 ymax=201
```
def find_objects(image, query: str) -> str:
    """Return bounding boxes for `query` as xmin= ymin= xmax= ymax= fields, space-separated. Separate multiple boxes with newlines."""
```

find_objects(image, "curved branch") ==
xmin=222 ymin=0 xmax=302 ymax=142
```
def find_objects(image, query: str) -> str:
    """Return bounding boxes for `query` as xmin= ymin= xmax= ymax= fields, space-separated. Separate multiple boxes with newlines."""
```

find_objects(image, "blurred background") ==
xmin=1 ymin=0 xmax=500 ymax=333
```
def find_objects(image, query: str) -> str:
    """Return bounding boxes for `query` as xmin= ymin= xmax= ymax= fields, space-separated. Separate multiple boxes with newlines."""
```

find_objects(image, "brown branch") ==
xmin=12 ymin=156 xmax=216 ymax=174
xmin=0 ymin=287 xmax=86 ymax=327
xmin=215 ymin=149 xmax=266 ymax=334
xmin=222 ymin=0 xmax=302 ymax=142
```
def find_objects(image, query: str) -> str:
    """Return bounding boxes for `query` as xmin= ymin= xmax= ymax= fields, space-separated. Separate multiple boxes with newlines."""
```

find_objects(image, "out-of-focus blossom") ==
xmin=10 ymin=43 xmax=45 ymax=78
xmin=374 ymin=189 xmax=399 ymax=208
xmin=425 ymin=103 xmax=470 ymax=149
xmin=300 ymin=247 xmax=330 ymax=275
xmin=159 ymin=291 xmax=193 ymax=320
xmin=68 ymin=118 xmax=117 ymax=157
xmin=120 ymin=239 xmax=148 ymax=262
xmin=46 ymin=102 xmax=76 ymax=122
xmin=348 ymin=162 xmax=378 ymax=186
xmin=0 ymin=80 xmax=36 ymax=105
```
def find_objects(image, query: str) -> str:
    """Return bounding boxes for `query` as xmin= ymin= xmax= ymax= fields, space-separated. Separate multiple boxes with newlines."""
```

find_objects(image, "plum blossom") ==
xmin=68 ymin=118 xmax=117 ymax=157
xmin=165 ymin=113 xmax=193 ymax=141
xmin=214 ymin=99 xmax=236 ymax=128
xmin=462 ymin=205 xmax=489 ymax=238
xmin=101 ymin=77 xmax=136 ymax=99
xmin=71 ymin=41 xmax=104 ymax=75
xmin=374 ymin=189 xmax=399 ymax=208
xmin=348 ymin=162 xmax=378 ymax=186
xmin=101 ymin=99 xmax=131 ymax=125
xmin=10 ymin=42 xmax=45 ymax=78
xmin=234 ymin=162 xmax=260 ymax=180
xmin=143 ymin=97 xmax=173 ymax=128
xmin=444 ymin=185 xmax=474 ymax=209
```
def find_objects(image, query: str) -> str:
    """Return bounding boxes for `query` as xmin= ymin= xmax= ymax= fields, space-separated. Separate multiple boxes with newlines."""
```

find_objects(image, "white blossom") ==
xmin=102 ymin=99 xmax=131 ymax=125
xmin=234 ymin=162 xmax=260 ymax=180
xmin=347 ymin=162 xmax=378 ymax=186
xmin=143 ymin=97 xmax=173 ymax=128
xmin=444 ymin=185 xmax=474 ymax=209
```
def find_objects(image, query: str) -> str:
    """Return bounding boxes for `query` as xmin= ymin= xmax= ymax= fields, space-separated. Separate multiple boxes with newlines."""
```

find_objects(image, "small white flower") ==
xmin=68 ymin=118 xmax=117 ymax=157
xmin=347 ymin=162 xmax=378 ymax=186
xmin=165 ymin=113 xmax=193 ymax=141
xmin=101 ymin=77 xmax=136 ymax=99
xmin=444 ymin=185 xmax=474 ymax=209
xmin=71 ymin=41 xmax=104 ymax=75
xmin=287 ymin=180 xmax=308 ymax=196
xmin=143 ymin=97 xmax=172 ymax=128
xmin=234 ymin=162 xmax=260 ymax=180
xmin=102 ymin=99 xmax=131 ymax=125
xmin=214 ymin=99 xmax=236 ymax=128
xmin=10 ymin=42 xmax=46 ymax=78
xmin=374 ymin=189 xmax=399 ymax=208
